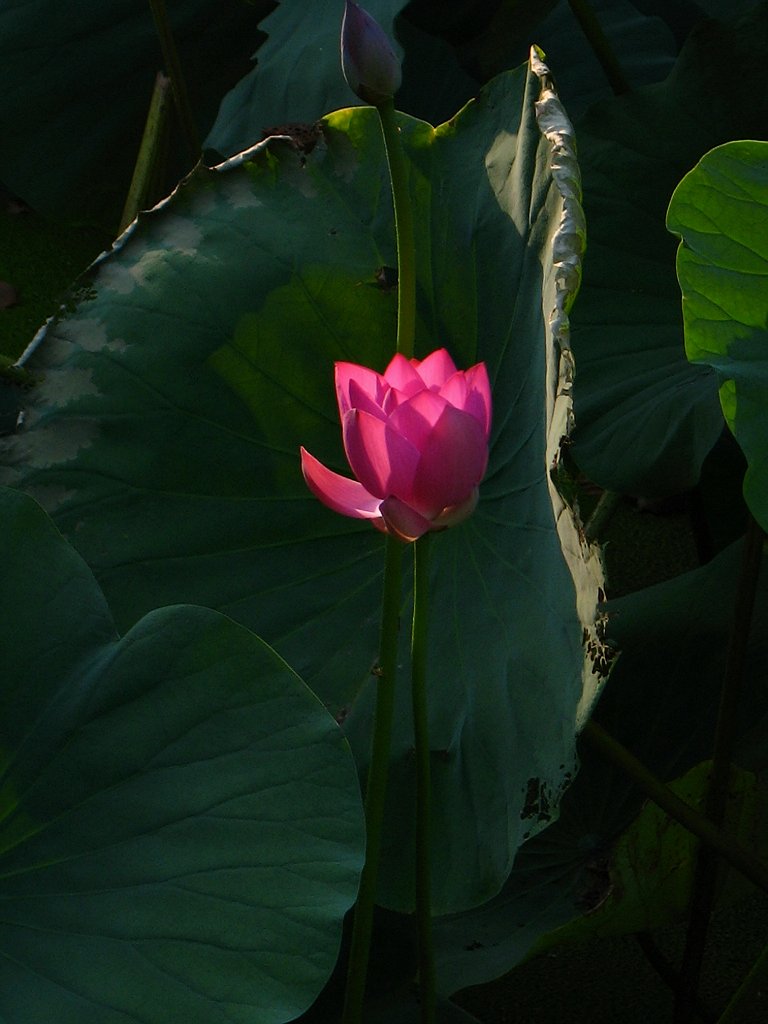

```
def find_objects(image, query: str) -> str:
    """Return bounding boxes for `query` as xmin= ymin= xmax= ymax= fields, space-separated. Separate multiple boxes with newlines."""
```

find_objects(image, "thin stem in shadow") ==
xmin=342 ymin=536 xmax=404 ymax=1024
xmin=377 ymin=99 xmax=416 ymax=359
xmin=147 ymin=0 xmax=200 ymax=159
xmin=581 ymin=720 xmax=768 ymax=895
xmin=674 ymin=517 xmax=766 ymax=1023
xmin=411 ymin=533 xmax=435 ymax=1024
xmin=566 ymin=0 xmax=631 ymax=96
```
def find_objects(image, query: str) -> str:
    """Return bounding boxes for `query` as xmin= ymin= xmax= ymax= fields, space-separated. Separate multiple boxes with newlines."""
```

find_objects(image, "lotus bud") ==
xmin=301 ymin=349 xmax=492 ymax=542
xmin=341 ymin=1 xmax=402 ymax=107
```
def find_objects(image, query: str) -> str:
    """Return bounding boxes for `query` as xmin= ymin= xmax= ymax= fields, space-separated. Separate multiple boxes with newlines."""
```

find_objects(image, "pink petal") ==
xmin=335 ymin=362 xmax=385 ymax=417
xmin=383 ymin=353 xmax=425 ymax=397
xmin=408 ymin=404 xmax=489 ymax=517
xmin=347 ymin=378 xmax=388 ymax=420
xmin=464 ymin=362 xmax=492 ymax=438
xmin=379 ymin=496 xmax=433 ymax=542
xmin=437 ymin=371 xmax=468 ymax=411
xmin=388 ymin=389 xmax=449 ymax=452
xmin=342 ymin=408 xmax=420 ymax=500
xmin=432 ymin=488 xmax=479 ymax=528
xmin=413 ymin=348 xmax=457 ymax=388
xmin=300 ymin=447 xmax=382 ymax=519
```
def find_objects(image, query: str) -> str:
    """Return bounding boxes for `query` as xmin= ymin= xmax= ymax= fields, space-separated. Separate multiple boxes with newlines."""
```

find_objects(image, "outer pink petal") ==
xmin=342 ymin=408 xmax=420 ymax=500
xmin=463 ymin=363 xmax=492 ymax=438
xmin=409 ymin=404 xmax=489 ymax=517
xmin=347 ymin=378 xmax=388 ymax=420
xmin=300 ymin=447 xmax=382 ymax=519
xmin=335 ymin=362 xmax=385 ymax=417
xmin=413 ymin=348 xmax=457 ymax=388
xmin=383 ymin=353 xmax=424 ymax=397
xmin=379 ymin=496 xmax=433 ymax=542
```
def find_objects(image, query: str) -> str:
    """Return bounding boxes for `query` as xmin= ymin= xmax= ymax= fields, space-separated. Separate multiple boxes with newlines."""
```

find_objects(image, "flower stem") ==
xmin=411 ymin=534 xmax=436 ymax=1024
xmin=377 ymin=99 xmax=416 ymax=359
xmin=342 ymin=535 xmax=403 ymax=1024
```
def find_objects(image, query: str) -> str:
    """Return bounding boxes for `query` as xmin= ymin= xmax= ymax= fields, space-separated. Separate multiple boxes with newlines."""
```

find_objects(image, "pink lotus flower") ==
xmin=300 ymin=349 xmax=492 ymax=542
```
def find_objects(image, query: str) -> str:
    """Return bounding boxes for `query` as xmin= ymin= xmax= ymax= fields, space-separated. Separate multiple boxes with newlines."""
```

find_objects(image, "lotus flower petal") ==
xmin=336 ymin=362 xmax=385 ymax=416
xmin=300 ymin=447 xmax=382 ymax=519
xmin=463 ymin=363 xmax=492 ymax=436
xmin=436 ymin=371 xmax=468 ymax=413
xmin=342 ymin=408 xmax=420 ymax=499
xmin=388 ymin=389 xmax=449 ymax=452
xmin=379 ymin=495 xmax=433 ymax=542
xmin=347 ymin=378 xmax=388 ymax=420
xmin=414 ymin=347 xmax=458 ymax=388
xmin=409 ymin=404 xmax=488 ymax=517
xmin=432 ymin=488 xmax=479 ymax=528
xmin=383 ymin=353 xmax=424 ymax=396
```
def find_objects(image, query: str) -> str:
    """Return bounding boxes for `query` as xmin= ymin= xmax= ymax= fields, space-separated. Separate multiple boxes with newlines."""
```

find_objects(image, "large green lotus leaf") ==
xmin=0 ymin=486 xmax=364 ymax=1024
xmin=667 ymin=140 xmax=768 ymax=532
xmin=0 ymin=0 xmax=269 ymax=217
xmin=432 ymin=534 xmax=768 ymax=992
xmin=570 ymin=5 xmax=768 ymax=497
xmin=1 ymin=59 xmax=609 ymax=913
xmin=207 ymin=0 xmax=676 ymax=160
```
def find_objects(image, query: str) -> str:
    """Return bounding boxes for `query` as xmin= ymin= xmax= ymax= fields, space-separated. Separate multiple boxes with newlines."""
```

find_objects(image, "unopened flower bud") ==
xmin=341 ymin=1 xmax=402 ymax=107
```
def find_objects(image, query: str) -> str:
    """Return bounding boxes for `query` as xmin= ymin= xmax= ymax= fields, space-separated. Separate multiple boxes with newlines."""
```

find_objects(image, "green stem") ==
xmin=377 ymin=100 xmax=416 ymax=359
xmin=342 ymin=535 xmax=403 ymax=1024
xmin=674 ymin=517 xmax=766 ymax=1023
xmin=147 ymin=0 xmax=200 ymax=160
xmin=411 ymin=534 xmax=435 ymax=1024
xmin=581 ymin=720 xmax=768 ymax=895
xmin=566 ymin=0 xmax=631 ymax=96
xmin=119 ymin=71 xmax=172 ymax=235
